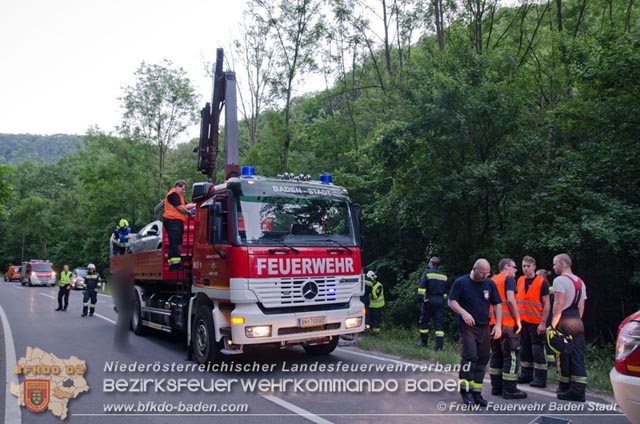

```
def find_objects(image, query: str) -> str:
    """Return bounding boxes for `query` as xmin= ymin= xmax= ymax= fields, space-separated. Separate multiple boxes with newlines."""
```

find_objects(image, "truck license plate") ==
xmin=298 ymin=316 xmax=326 ymax=328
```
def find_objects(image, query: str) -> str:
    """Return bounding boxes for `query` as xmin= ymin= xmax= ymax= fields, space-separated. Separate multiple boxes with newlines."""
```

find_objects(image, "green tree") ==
xmin=119 ymin=60 xmax=199 ymax=200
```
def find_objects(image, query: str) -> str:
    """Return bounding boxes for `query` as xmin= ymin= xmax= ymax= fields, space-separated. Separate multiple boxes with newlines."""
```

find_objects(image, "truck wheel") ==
xmin=131 ymin=298 xmax=145 ymax=335
xmin=191 ymin=306 xmax=220 ymax=364
xmin=303 ymin=336 xmax=339 ymax=356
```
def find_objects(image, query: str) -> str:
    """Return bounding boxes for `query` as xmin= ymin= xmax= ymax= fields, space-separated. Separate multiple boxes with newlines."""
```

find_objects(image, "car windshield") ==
xmin=32 ymin=264 xmax=52 ymax=272
xmin=237 ymin=195 xmax=356 ymax=246
xmin=12 ymin=266 xmax=20 ymax=272
xmin=75 ymin=269 xmax=87 ymax=277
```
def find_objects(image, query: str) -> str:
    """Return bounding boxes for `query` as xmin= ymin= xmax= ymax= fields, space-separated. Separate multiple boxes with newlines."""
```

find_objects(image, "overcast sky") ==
xmin=0 ymin=0 xmax=246 ymax=138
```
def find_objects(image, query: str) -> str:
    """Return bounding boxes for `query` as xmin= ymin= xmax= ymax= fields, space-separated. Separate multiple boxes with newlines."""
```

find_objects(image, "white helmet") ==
xmin=366 ymin=271 xmax=377 ymax=280
xmin=88 ymin=263 xmax=95 ymax=270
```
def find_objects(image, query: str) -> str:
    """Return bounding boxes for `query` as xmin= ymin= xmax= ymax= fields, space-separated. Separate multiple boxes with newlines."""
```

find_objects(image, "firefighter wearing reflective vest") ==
xmin=517 ymin=255 xmax=551 ymax=388
xmin=111 ymin=218 xmax=131 ymax=256
xmin=56 ymin=265 xmax=72 ymax=311
xmin=488 ymin=259 xmax=527 ymax=399
xmin=82 ymin=264 xmax=101 ymax=317
xmin=163 ymin=180 xmax=195 ymax=271
xmin=417 ymin=256 xmax=448 ymax=350
xmin=367 ymin=271 xmax=384 ymax=334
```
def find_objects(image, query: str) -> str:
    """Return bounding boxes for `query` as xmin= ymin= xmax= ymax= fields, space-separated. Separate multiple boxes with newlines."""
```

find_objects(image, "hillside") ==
xmin=0 ymin=133 xmax=84 ymax=165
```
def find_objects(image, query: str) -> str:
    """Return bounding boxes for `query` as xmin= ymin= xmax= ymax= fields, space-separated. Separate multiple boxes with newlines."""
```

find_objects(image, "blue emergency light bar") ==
xmin=241 ymin=166 xmax=255 ymax=177
xmin=320 ymin=174 xmax=333 ymax=184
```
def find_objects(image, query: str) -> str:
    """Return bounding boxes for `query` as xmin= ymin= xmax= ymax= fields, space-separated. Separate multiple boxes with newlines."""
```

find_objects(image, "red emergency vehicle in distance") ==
xmin=110 ymin=48 xmax=365 ymax=364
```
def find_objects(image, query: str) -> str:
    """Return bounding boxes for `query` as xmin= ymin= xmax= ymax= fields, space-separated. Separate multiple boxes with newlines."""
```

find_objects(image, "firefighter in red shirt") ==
xmin=163 ymin=180 xmax=195 ymax=271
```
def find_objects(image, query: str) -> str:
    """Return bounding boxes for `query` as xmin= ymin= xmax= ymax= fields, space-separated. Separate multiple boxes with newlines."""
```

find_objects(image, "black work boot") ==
xmin=435 ymin=336 xmax=444 ymax=350
xmin=518 ymin=367 xmax=533 ymax=384
xmin=530 ymin=369 xmax=547 ymax=388
xmin=471 ymin=391 xmax=488 ymax=407
xmin=460 ymin=390 xmax=475 ymax=405
xmin=490 ymin=374 xmax=503 ymax=396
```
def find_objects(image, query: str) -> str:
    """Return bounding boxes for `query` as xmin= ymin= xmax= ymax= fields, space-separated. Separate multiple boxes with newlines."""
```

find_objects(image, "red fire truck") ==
xmin=110 ymin=49 xmax=365 ymax=364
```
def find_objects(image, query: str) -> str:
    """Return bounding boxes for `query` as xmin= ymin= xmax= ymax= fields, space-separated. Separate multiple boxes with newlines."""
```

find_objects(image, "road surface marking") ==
xmin=40 ymin=293 xmax=55 ymax=299
xmin=0 ymin=305 xmax=22 ymax=424
xmin=94 ymin=313 xmax=116 ymax=324
xmin=262 ymin=394 xmax=334 ymax=424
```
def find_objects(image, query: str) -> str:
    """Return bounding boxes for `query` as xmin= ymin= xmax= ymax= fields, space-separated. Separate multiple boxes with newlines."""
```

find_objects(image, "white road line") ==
xmin=0 ymin=305 xmax=22 ymax=424
xmin=262 ymin=395 xmax=334 ymax=424
xmin=97 ymin=293 xmax=112 ymax=298
xmin=93 ymin=313 xmax=117 ymax=324
xmin=39 ymin=293 xmax=55 ymax=299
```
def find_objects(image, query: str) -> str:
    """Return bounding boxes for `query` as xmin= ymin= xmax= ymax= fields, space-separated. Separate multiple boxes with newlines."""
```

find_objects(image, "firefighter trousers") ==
xmin=557 ymin=308 xmax=587 ymax=395
xmin=163 ymin=218 xmax=184 ymax=266
xmin=57 ymin=285 xmax=70 ymax=309
xmin=82 ymin=289 xmax=97 ymax=315
xmin=489 ymin=325 xmax=521 ymax=393
xmin=458 ymin=323 xmax=491 ymax=393
xmin=419 ymin=295 xmax=445 ymax=348
xmin=520 ymin=321 xmax=547 ymax=382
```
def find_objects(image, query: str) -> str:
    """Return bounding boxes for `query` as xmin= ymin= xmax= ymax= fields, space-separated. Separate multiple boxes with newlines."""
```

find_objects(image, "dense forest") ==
xmin=0 ymin=134 xmax=84 ymax=165
xmin=0 ymin=0 xmax=639 ymax=342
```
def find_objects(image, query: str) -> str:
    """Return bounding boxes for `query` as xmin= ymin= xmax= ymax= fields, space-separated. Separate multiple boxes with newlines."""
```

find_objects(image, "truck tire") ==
xmin=131 ymin=298 xmax=145 ymax=336
xmin=303 ymin=336 xmax=339 ymax=356
xmin=191 ymin=306 xmax=220 ymax=364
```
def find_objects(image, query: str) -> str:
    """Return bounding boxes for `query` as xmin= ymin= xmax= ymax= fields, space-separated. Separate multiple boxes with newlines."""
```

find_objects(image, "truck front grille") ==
xmin=249 ymin=276 xmax=360 ymax=309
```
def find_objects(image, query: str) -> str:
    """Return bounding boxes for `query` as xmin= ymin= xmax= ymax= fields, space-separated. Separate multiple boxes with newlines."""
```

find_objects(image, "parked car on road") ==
xmin=71 ymin=267 xmax=88 ymax=290
xmin=4 ymin=265 xmax=22 ymax=282
xmin=610 ymin=310 xmax=640 ymax=423
xmin=128 ymin=220 xmax=162 ymax=254
xmin=21 ymin=260 xmax=56 ymax=286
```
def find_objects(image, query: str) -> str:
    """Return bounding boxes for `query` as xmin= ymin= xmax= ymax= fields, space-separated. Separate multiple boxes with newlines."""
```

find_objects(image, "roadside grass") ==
xmin=356 ymin=326 xmax=615 ymax=394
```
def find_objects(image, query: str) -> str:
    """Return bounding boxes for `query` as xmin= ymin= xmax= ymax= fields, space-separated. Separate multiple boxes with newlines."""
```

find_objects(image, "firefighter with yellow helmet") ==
xmin=111 ymin=218 xmax=131 ymax=256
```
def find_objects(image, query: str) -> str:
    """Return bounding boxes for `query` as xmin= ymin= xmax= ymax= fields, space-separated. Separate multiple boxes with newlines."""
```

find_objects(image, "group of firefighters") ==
xmin=365 ymin=253 xmax=587 ymax=406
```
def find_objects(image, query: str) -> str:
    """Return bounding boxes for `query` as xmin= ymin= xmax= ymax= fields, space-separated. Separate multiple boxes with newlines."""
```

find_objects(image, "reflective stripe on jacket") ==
xmin=163 ymin=188 xmax=187 ymax=222
xmin=517 ymin=275 xmax=544 ymax=324
xmin=489 ymin=274 xmax=515 ymax=327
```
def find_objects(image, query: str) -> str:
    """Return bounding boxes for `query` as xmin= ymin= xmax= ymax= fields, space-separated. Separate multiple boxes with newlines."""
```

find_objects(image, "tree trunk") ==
xmin=433 ymin=0 xmax=445 ymax=51
xmin=556 ymin=0 xmax=563 ymax=32
xmin=382 ymin=0 xmax=392 ymax=73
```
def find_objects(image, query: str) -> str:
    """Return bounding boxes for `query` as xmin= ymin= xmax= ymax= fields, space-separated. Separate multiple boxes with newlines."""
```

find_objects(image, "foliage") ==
xmin=119 ymin=60 xmax=199 ymax=199
xmin=0 ymin=133 xmax=83 ymax=165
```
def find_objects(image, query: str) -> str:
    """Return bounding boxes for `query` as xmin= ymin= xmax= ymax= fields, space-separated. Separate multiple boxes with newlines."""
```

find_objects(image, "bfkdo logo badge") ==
xmin=24 ymin=379 xmax=50 ymax=413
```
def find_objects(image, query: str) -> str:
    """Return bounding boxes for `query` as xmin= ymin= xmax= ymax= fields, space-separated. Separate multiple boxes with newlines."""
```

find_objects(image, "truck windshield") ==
xmin=237 ymin=195 xmax=357 ymax=246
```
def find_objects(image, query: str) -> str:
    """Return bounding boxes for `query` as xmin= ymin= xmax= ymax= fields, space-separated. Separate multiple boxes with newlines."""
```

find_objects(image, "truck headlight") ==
xmin=245 ymin=326 xmax=271 ymax=338
xmin=345 ymin=317 xmax=363 ymax=329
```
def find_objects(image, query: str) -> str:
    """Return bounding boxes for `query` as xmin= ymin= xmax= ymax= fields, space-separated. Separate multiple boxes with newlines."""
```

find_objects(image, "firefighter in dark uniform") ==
xmin=163 ymin=180 xmax=195 ymax=271
xmin=488 ymin=258 xmax=527 ymax=399
xmin=81 ymin=264 xmax=101 ymax=317
xmin=367 ymin=271 xmax=384 ymax=335
xmin=448 ymin=258 xmax=502 ymax=407
xmin=56 ymin=265 xmax=72 ymax=311
xmin=417 ymin=256 xmax=448 ymax=349
xmin=550 ymin=253 xmax=588 ymax=402
xmin=362 ymin=271 xmax=374 ymax=331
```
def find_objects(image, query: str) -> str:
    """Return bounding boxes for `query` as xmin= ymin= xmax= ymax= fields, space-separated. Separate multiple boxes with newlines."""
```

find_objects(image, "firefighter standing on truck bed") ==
xmin=163 ymin=180 xmax=196 ymax=271
xmin=81 ymin=264 xmax=101 ymax=317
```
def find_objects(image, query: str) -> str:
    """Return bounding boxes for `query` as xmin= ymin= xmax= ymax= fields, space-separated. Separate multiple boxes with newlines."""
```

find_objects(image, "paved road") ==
xmin=0 ymin=281 xmax=630 ymax=424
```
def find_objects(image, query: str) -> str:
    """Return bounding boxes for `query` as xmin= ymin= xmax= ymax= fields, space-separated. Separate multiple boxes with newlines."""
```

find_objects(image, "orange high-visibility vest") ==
xmin=163 ymin=188 xmax=187 ymax=222
xmin=489 ymin=274 xmax=516 ymax=327
xmin=517 ymin=275 xmax=545 ymax=324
